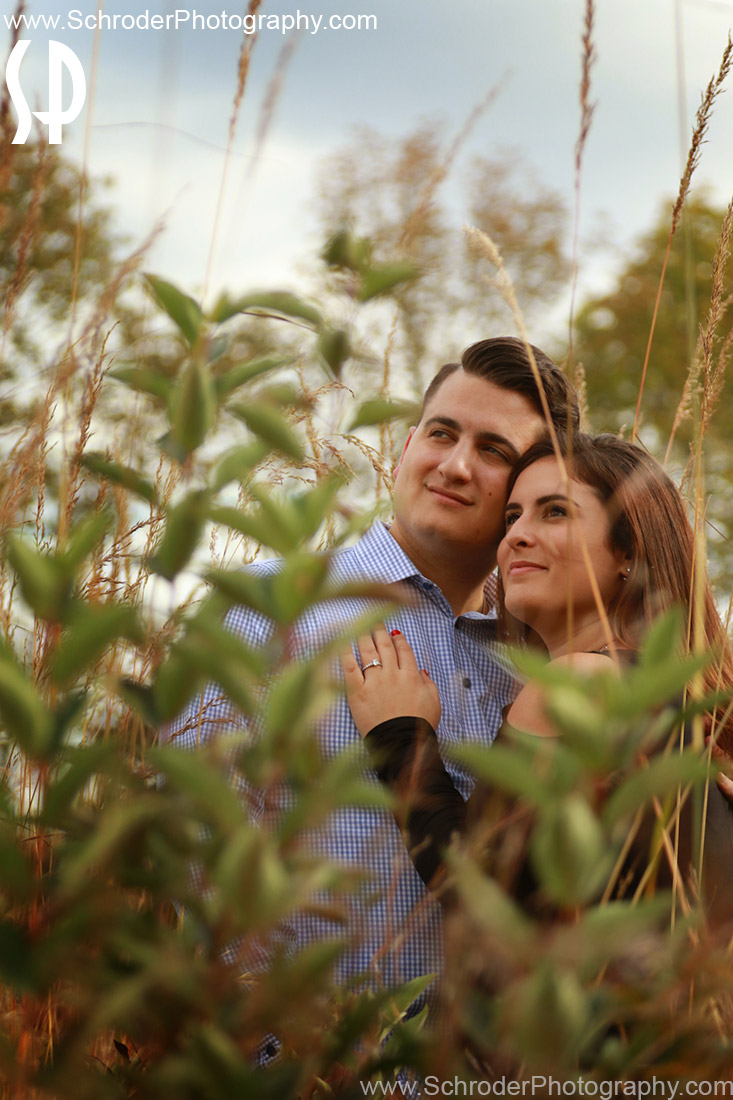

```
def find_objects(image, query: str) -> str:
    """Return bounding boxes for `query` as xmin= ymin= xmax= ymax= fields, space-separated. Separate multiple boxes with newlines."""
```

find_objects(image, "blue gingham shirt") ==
xmin=163 ymin=522 xmax=517 ymax=992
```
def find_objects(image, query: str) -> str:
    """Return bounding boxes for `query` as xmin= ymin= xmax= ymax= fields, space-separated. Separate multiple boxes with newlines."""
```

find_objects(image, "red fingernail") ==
xmin=422 ymin=669 xmax=429 ymax=676
xmin=390 ymin=629 xmax=401 ymax=636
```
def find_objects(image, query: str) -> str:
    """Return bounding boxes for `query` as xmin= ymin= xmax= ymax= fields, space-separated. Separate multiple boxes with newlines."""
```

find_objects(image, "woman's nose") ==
xmin=505 ymin=518 xmax=535 ymax=546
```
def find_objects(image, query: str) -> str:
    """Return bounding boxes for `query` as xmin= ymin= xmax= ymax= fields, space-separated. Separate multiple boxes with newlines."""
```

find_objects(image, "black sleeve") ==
xmin=364 ymin=717 xmax=467 ymax=889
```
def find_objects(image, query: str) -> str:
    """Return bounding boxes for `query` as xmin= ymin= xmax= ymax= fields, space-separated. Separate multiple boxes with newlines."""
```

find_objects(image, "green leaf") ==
xmin=317 ymin=327 xmax=350 ymax=376
xmin=447 ymin=847 xmax=533 ymax=945
xmin=80 ymin=453 xmax=158 ymax=505
xmin=0 ymin=918 xmax=38 ymax=993
xmin=347 ymin=397 xmax=418 ymax=432
xmin=145 ymin=273 xmax=202 ymax=347
xmin=530 ymin=794 xmax=611 ymax=905
xmin=148 ymin=490 xmax=211 ymax=580
xmin=290 ymin=472 xmax=346 ymax=540
xmin=61 ymin=510 xmax=114 ymax=572
xmin=602 ymin=751 xmax=710 ymax=825
xmin=116 ymin=679 xmax=159 ymax=726
xmin=379 ymin=972 xmax=436 ymax=1026
xmin=618 ymin=653 xmax=711 ymax=717
xmin=229 ymin=401 xmax=303 ymax=461
xmin=108 ymin=365 xmax=173 ymax=403
xmin=151 ymin=648 xmax=205 ymax=725
xmin=639 ymin=607 xmax=685 ymax=666
xmin=514 ymin=963 xmax=588 ymax=1068
xmin=153 ymin=610 xmax=264 ymax=722
xmin=0 ymin=830 xmax=34 ymax=901
xmin=214 ymin=356 xmax=290 ymax=399
xmin=50 ymin=603 xmax=144 ymax=685
xmin=40 ymin=743 xmax=113 ymax=823
xmin=209 ymin=290 xmax=323 ymax=327
xmin=245 ymin=484 xmax=303 ymax=550
xmin=148 ymin=747 xmax=248 ymax=833
xmin=273 ymin=554 xmax=331 ymax=621
xmin=358 ymin=261 xmax=419 ymax=301
xmin=211 ymin=443 xmax=271 ymax=490
xmin=55 ymin=797 xmax=163 ymax=900
xmin=169 ymin=360 xmax=216 ymax=456
xmin=4 ymin=536 xmax=71 ymax=621
xmin=205 ymin=569 xmax=279 ymax=620
xmin=208 ymin=505 xmax=286 ymax=551
xmin=322 ymin=230 xmax=372 ymax=271
xmin=544 ymin=685 xmax=606 ymax=741
xmin=0 ymin=643 xmax=54 ymax=758
xmin=452 ymin=742 xmax=555 ymax=808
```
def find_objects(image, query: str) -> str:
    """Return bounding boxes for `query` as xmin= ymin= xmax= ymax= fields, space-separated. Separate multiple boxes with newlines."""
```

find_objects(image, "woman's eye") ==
xmin=505 ymin=512 xmax=520 ymax=527
xmin=547 ymin=504 xmax=567 ymax=518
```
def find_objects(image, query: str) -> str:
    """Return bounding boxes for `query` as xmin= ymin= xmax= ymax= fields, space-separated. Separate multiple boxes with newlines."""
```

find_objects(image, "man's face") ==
xmin=390 ymin=370 xmax=547 ymax=566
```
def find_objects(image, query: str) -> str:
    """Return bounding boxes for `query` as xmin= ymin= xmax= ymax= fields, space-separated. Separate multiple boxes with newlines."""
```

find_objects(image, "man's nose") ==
xmin=437 ymin=444 xmax=471 ymax=481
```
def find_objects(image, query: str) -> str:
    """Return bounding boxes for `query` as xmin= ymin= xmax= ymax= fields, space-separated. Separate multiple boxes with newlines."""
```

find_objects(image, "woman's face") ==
xmin=497 ymin=457 xmax=628 ymax=645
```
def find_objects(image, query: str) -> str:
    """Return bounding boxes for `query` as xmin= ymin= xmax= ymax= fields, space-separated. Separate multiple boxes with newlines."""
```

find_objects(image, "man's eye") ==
xmin=429 ymin=429 xmax=451 ymax=439
xmin=482 ymin=445 xmax=508 ymax=460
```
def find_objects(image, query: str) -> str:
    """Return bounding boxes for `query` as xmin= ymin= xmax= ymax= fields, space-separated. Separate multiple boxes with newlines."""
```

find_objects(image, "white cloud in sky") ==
xmin=6 ymin=0 xmax=733 ymax=309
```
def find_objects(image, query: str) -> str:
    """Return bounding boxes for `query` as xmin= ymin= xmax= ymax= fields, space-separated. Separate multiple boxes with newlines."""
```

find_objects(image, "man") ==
xmin=163 ymin=337 xmax=579 ymax=995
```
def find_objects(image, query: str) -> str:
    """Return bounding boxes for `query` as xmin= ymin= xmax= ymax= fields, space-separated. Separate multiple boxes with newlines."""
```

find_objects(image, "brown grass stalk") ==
xmin=465 ymin=222 xmax=619 ymax=657
xmin=2 ymin=141 xmax=48 ymax=362
xmin=633 ymin=33 xmax=733 ymax=440
xmin=666 ymin=195 xmax=733 ymax=462
xmin=203 ymin=0 xmax=264 ymax=299
xmin=69 ymin=0 xmax=104 ymax=337
xmin=567 ymin=0 xmax=596 ymax=369
xmin=397 ymin=81 xmax=505 ymax=255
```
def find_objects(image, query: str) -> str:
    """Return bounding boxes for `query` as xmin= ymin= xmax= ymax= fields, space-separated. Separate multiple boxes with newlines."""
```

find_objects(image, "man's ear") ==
xmin=393 ymin=426 xmax=417 ymax=478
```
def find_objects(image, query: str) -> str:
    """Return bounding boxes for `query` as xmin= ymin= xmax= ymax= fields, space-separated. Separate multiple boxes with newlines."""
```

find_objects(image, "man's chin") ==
xmin=420 ymin=523 xmax=499 ymax=560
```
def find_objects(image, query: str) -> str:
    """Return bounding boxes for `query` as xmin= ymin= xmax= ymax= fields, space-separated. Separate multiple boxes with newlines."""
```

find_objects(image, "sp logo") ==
xmin=5 ymin=40 xmax=86 ymax=145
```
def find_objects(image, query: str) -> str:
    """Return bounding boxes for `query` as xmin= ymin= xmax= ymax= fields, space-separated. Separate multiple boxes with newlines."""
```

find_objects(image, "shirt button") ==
xmin=462 ymin=676 xmax=471 ymax=689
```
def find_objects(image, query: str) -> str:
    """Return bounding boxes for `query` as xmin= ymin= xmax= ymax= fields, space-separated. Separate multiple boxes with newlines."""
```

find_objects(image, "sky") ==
xmin=4 ymin=0 xmax=733 ymax=332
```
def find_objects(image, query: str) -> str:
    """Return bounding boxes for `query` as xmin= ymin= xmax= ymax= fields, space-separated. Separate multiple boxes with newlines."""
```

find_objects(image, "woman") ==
xmin=342 ymin=434 xmax=733 ymax=923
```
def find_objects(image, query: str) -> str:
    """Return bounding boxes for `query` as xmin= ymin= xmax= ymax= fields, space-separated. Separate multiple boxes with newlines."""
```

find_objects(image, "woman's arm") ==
xmin=364 ymin=716 xmax=467 ymax=889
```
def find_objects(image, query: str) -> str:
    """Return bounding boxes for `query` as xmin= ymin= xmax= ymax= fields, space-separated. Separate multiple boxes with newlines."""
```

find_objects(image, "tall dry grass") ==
xmin=1 ymin=4 xmax=733 ymax=1095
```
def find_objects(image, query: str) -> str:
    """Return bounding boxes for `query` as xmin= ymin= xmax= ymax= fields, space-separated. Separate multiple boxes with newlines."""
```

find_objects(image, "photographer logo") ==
xmin=5 ymin=40 xmax=86 ymax=144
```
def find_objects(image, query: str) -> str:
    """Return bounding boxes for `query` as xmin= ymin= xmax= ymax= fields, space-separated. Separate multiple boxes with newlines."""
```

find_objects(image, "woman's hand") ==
xmin=340 ymin=623 xmax=441 ymax=737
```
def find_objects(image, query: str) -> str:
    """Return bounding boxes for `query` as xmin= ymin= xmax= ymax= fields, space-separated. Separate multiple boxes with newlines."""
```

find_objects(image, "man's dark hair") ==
xmin=419 ymin=337 xmax=580 ymax=433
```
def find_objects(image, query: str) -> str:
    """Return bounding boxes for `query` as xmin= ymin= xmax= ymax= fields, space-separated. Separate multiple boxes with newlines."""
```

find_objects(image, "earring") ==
xmin=621 ymin=565 xmax=631 ymax=582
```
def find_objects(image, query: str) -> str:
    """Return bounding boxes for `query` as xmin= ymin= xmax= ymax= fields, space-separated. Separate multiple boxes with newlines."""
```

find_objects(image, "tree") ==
xmin=0 ymin=141 xmax=122 ymax=370
xmin=573 ymin=192 xmax=733 ymax=590
xmin=310 ymin=124 xmax=572 ymax=393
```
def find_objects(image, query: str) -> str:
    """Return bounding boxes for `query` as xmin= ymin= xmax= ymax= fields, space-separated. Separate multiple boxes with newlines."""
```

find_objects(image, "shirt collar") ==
xmin=335 ymin=521 xmax=424 ymax=585
xmin=335 ymin=523 xmax=499 ymax=620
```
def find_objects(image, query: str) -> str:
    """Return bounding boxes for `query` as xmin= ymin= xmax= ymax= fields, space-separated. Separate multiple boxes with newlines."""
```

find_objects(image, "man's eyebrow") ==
xmin=424 ymin=416 xmax=520 ymax=459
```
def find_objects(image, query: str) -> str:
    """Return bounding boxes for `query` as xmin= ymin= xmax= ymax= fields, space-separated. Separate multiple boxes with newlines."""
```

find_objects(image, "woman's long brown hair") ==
xmin=501 ymin=433 xmax=733 ymax=753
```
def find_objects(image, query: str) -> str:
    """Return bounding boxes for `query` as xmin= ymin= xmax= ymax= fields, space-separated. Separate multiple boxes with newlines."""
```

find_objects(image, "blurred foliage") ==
xmin=0 ymin=142 xmax=120 ymax=372
xmin=311 ymin=123 xmax=572 ymax=388
xmin=1 ymin=131 xmax=732 ymax=1098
